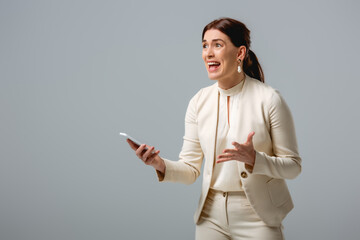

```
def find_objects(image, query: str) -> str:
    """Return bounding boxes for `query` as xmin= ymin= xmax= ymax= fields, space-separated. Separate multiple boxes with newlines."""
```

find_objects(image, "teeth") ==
xmin=208 ymin=62 xmax=220 ymax=66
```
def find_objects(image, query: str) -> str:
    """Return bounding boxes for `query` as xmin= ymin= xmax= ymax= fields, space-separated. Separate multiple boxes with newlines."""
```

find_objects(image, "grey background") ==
xmin=1 ymin=0 xmax=359 ymax=239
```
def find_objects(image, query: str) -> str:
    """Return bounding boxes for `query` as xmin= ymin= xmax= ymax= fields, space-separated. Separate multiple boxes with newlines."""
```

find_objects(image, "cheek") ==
xmin=222 ymin=50 xmax=237 ymax=66
xmin=202 ymin=52 xmax=206 ymax=61
xmin=223 ymin=57 xmax=236 ymax=70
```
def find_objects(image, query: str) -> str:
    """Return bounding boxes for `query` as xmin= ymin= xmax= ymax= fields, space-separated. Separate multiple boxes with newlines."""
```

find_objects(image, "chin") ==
xmin=207 ymin=73 xmax=221 ymax=80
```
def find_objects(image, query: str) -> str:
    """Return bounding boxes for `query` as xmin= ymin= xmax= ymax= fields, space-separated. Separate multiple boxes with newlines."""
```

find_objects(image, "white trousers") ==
xmin=195 ymin=189 xmax=284 ymax=240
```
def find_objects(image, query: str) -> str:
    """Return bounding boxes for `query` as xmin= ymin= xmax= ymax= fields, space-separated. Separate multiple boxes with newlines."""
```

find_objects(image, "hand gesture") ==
xmin=217 ymin=131 xmax=256 ymax=171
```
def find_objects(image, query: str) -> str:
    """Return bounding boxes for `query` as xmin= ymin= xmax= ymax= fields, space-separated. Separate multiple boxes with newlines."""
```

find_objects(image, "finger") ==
xmin=135 ymin=144 xmax=147 ymax=157
xmin=217 ymin=157 xmax=248 ymax=164
xmin=127 ymin=139 xmax=140 ymax=151
xmin=142 ymin=146 xmax=155 ymax=160
xmin=231 ymin=141 xmax=242 ymax=149
xmin=153 ymin=150 xmax=160 ymax=156
xmin=144 ymin=150 xmax=160 ymax=164
xmin=223 ymin=149 xmax=238 ymax=154
xmin=216 ymin=158 xmax=236 ymax=163
xmin=144 ymin=150 xmax=160 ymax=165
xmin=218 ymin=153 xmax=235 ymax=159
xmin=246 ymin=131 xmax=255 ymax=144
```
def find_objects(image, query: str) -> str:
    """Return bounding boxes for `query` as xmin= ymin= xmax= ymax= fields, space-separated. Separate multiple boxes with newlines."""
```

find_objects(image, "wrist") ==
xmin=245 ymin=150 xmax=256 ymax=173
xmin=154 ymin=156 xmax=165 ymax=174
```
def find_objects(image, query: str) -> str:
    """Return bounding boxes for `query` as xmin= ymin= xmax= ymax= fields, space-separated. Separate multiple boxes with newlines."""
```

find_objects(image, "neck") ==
xmin=217 ymin=72 xmax=246 ymax=90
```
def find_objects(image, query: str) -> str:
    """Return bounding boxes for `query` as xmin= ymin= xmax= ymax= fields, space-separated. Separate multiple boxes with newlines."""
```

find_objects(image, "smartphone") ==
xmin=119 ymin=132 xmax=148 ymax=150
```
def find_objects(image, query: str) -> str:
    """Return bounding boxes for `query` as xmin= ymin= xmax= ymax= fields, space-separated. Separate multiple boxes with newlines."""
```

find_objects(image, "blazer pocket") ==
xmin=267 ymin=178 xmax=291 ymax=207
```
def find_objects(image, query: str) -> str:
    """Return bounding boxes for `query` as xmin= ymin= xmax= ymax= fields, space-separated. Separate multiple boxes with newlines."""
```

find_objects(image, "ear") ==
xmin=237 ymin=46 xmax=247 ymax=61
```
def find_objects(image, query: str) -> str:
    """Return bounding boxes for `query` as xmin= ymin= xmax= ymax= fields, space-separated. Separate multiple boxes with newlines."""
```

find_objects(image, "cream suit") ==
xmin=157 ymin=74 xmax=302 ymax=227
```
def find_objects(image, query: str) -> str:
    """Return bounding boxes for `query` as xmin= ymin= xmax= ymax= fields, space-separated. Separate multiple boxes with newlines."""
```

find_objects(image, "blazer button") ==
xmin=241 ymin=171 xmax=248 ymax=178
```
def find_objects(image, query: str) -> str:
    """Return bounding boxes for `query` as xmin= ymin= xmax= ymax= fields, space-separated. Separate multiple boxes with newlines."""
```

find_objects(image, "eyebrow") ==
xmin=202 ymin=38 xmax=225 ymax=43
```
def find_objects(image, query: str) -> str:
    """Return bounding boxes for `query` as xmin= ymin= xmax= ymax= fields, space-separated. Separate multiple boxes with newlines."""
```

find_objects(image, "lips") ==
xmin=207 ymin=61 xmax=220 ymax=72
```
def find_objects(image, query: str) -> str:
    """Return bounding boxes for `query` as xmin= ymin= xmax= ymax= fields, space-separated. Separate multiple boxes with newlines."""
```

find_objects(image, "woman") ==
xmin=127 ymin=17 xmax=301 ymax=240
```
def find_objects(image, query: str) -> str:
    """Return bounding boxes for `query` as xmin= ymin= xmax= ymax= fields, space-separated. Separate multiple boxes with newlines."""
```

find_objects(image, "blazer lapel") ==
xmin=206 ymin=85 xmax=220 ymax=175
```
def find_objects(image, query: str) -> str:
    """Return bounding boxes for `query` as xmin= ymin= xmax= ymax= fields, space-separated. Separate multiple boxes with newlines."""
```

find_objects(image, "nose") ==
xmin=205 ymin=46 xmax=215 ymax=59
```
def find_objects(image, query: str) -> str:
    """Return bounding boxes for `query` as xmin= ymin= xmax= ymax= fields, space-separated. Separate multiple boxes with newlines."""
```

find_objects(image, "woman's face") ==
xmin=202 ymin=29 xmax=243 ymax=83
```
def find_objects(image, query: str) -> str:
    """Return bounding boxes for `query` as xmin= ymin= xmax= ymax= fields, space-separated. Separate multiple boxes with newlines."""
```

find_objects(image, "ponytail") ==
xmin=243 ymin=50 xmax=264 ymax=83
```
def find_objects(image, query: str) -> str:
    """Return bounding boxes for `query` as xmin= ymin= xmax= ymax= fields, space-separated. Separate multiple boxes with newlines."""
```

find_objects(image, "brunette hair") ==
xmin=202 ymin=17 xmax=264 ymax=83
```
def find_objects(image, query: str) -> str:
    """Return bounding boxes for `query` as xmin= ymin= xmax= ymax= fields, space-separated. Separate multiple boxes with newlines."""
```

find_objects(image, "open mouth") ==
xmin=208 ymin=61 xmax=220 ymax=72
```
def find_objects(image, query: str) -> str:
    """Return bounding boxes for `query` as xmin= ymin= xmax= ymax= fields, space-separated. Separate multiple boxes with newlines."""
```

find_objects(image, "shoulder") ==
xmin=189 ymin=82 xmax=217 ymax=105
xmin=245 ymin=76 xmax=278 ymax=96
xmin=244 ymin=76 xmax=284 ymax=104
xmin=246 ymin=76 xmax=292 ymax=117
xmin=184 ymin=82 xmax=218 ymax=118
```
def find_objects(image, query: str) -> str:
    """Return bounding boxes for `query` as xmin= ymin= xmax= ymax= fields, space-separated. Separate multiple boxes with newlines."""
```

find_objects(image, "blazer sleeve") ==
xmin=156 ymin=92 xmax=204 ymax=184
xmin=252 ymin=90 xmax=302 ymax=179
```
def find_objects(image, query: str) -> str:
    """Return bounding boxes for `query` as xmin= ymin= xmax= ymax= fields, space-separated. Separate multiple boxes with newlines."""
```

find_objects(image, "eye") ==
xmin=202 ymin=44 xmax=208 ymax=49
xmin=215 ymin=43 xmax=222 ymax=47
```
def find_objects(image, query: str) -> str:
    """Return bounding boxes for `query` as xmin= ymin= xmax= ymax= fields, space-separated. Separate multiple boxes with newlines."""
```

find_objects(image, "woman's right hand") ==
xmin=126 ymin=139 xmax=166 ymax=174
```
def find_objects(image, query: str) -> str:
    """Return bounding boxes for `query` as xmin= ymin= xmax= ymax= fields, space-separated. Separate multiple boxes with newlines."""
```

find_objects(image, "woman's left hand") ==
xmin=217 ymin=131 xmax=256 ymax=172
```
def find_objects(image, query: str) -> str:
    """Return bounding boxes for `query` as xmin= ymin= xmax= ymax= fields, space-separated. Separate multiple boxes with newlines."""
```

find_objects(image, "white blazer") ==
xmin=158 ymin=75 xmax=302 ymax=227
